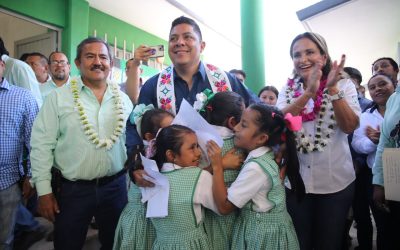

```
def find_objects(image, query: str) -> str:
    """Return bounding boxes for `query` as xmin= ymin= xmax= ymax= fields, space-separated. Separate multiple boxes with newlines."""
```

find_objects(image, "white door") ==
xmin=14 ymin=31 xmax=57 ymax=59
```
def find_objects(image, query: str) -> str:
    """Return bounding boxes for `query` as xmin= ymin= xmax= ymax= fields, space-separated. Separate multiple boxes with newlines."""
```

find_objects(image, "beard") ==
xmin=52 ymin=71 xmax=66 ymax=81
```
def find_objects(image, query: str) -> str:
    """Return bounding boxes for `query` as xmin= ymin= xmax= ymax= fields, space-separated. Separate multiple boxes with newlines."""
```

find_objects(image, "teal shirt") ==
xmin=2 ymin=54 xmax=43 ymax=108
xmin=40 ymin=77 xmax=70 ymax=101
xmin=31 ymin=77 xmax=133 ymax=196
xmin=373 ymin=87 xmax=400 ymax=186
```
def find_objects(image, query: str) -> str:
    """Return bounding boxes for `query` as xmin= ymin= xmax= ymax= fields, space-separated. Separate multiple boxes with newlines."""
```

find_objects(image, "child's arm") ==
xmin=207 ymin=141 xmax=237 ymax=215
xmin=222 ymin=148 xmax=244 ymax=170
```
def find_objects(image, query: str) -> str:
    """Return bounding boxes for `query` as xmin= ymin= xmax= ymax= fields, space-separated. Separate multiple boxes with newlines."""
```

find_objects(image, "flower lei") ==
xmin=285 ymin=77 xmax=336 ymax=153
xmin=70 ymin=78 xmax=126 ymax=150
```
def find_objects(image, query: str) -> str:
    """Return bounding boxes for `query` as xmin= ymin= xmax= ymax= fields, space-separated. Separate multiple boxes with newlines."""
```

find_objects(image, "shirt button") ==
xmin=307 ymin=165 xmax=311 ymax=169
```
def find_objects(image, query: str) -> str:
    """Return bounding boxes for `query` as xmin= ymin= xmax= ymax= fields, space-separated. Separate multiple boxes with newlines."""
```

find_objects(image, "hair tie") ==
xmin=193 ymin=88 xmax=215 ymax=112
xmin=283 ymin=113 xmax=302 ymax=132
xmin=130 ymin=104 xmax=155 ymax=138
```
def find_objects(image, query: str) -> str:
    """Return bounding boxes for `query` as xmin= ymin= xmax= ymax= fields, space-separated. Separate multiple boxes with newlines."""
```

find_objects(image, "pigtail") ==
xmin=282 ymin=129 xmax=305 ymax=201
xmin=125 ymin=145 xmax=144 ymax=183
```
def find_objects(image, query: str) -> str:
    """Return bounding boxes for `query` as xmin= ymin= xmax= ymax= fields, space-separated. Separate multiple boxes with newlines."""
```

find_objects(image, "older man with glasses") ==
xmin=39 ymin=51 xmax=71 ymax=101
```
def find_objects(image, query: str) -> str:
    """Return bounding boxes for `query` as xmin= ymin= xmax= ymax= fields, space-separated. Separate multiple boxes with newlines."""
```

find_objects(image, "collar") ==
xmin=211 ymin=125 xmax=234 ymax=139
xmin=51 ymin=76 xmax=71 ymax=88
xmin=172 ymin=61 xmax=207 ymax=82
xmin=396 ymin=85 xmax=400 ymax=93
xmin=1 ymin=54 xmax=9 ymax=62
xmin=0 ymin=78 xmax=11 ymax=90
xmin=244 ymin=146 xmax=271 ymax=162
xmin=161 ymin=162 xmax=197 ymax=172
xmin=73 ymin=77 xmax=115 ymax=95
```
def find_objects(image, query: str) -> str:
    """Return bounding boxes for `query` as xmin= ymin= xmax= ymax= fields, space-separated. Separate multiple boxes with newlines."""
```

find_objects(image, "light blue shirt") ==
xmin=31 ymin=77 xmax=133 ymax=196
xmin=2 ymin=54 xmax=43 ymax=108
xmin=373 ymin=87 xmax=400 ymax=186
xmin=40 ymin=77 xmax=70 ymax=101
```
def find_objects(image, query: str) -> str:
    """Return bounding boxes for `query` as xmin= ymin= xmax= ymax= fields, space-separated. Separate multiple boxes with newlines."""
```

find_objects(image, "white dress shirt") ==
xmin=277 ymin=78 xmax=361 ymax=194
xmin=227 ymin=146 xmax=274 ymax=212
xmin=352 ymin=108 xmax=383 ymax=168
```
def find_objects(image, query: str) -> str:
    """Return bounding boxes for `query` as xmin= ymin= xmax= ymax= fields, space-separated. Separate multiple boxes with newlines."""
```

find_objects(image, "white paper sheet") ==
xmin=172 ymin=99 xmax=223 ymax=168
xmin=139 ymin=154 xmax=170 ymax=218
xmin=382 ymin=148 xmax=400 ymax=202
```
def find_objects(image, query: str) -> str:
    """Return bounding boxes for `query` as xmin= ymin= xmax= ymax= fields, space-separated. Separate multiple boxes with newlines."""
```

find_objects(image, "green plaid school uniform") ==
xmin=113 ymin=183 xmax=156 ymax=250
xmin=151 ymin=167 xmax=211 ymax=250
xmin=204 ymin=136 xmax=240 ymax=249
xmin=232 ymin=152 xmax=299 ymax=250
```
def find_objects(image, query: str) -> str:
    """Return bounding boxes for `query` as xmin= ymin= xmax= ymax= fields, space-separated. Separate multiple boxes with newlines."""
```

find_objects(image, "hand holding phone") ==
xmin=148 ymin=45 xmax=164 ymax=58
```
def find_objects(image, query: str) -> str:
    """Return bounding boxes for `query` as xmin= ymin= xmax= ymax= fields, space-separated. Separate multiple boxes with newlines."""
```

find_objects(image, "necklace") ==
xmin=285 ymin=77 xmax=336 ymax=153
xmin=70 ymin=78 xmax=126 ymax=150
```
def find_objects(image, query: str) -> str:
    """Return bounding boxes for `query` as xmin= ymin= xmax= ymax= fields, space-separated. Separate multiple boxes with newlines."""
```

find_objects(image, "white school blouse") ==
xmin=352 ymin=108 xmax=383 ymax=168
xmin=161 ymin=163 xmax=220 ymax=224
xmin=227 ymin=146 xmax=274 ymax=212
xmin=277 ymin=78 xmax=361 ymax=194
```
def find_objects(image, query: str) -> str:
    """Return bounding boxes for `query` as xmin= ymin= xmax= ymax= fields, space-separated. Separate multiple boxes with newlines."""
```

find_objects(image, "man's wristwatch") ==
xmin=328 ymin=90 xmax=344 ymax=101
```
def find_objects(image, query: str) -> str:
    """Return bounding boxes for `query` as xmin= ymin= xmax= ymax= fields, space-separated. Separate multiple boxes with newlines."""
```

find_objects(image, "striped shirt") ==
xmin=0 ymin=78 xmax=39 ymax=190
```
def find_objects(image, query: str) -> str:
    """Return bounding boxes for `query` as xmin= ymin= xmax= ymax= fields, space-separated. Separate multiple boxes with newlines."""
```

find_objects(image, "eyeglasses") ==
xmin=50 ymin=60 xmax=68 ymax=66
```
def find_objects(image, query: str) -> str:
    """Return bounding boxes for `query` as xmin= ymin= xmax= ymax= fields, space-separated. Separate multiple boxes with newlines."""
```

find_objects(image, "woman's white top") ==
xmin=277 ymin=78 xmax=361 ymax=194
xmin=227 ymin=146 xmax=274 ymax=212
xmin=161 ymin=163 xmax=220 ymax=224
xmin=352 ymin=108 xmax=383 ymax=168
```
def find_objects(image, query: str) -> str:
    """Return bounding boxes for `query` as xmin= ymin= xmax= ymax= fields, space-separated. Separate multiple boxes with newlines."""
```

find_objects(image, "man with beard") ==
xmin=40 ymin=51 xmax=71 ymax=101
xmin=30 ymin=37 xmax=133 ymax=250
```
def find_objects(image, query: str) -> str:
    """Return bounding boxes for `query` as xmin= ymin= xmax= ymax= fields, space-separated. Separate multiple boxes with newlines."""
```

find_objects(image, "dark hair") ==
xmin=290 ymin=32 xmax=332 ymax=77
xmin=372 ymin=57 xmax=399 ymax=73
xmin=140 ymin=109 xmax=174 ymax=138
xmin=0 ymin=37 xmax=9 ymax=56
xmin=75 ymin=37 xmax=112 ymax=62
xmin=229 ymin=69 xmax=246 ymax=79
xmin=343 ymin=67 xmax=362 ymax=84
xmin=258 ymin=86 xmax=279 ymax=98
xmin=199 ymin=91 xmax=244 ymax=127
xmin=152 ymin=125 xmax=195 ymax=169
xmin=48 ymin=51 xmax=69 ymax=64
xmin=27 ymin=52 xmax=49 ymax=65
xmin=170 ymin=16 xmax=202 ymax=41
xmin=19 ymin=53 xmax=31 ymax=62
xmin=249 ymin=103 xmax=305 ymax=200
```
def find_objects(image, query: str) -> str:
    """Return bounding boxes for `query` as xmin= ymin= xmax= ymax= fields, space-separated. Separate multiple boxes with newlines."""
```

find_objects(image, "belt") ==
xmin=61 ymin=169 xmax=126 ymax=186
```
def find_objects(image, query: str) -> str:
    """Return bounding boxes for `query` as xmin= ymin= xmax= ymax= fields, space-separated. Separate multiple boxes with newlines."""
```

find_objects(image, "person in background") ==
xmin=277 ymin=32 xmax=360 ymax=250
xmin=0 ymin=56 xmax=39 ymax=250
xmin=25 ymin=52 xmax=51 ymax=84
xmin=229 ymin=69 xmax=246 ymax=83
xmin=352 ymin=73 xmax=396 ymax=250
xmin=0 ymin=37 xmax=43 ymax=107
xmin=258 ymin=85 xmax=279 ymax=106
xmin=343 ymin=66 xmax=372 ymax=111
xmin=372 ymin=71 xmax=400 ymax=250
xmin=40 ymin=51 xmax=71 ymax=100
xmin=30 ymin=37 xmax=133 ymax=250
xmin=372 ymin=57 xmax=399 ymax=86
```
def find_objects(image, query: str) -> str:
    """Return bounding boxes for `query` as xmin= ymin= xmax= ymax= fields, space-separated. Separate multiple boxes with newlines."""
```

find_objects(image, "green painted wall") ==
xmin=88 ymin=8 xmax=171 ymax=66
xmin=0 ymin=0 xmax=66 ymax=27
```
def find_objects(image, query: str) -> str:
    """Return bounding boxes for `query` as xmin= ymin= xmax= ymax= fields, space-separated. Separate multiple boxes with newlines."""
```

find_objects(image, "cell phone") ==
xmin=149 ymin=45 xmax=164 ymax=58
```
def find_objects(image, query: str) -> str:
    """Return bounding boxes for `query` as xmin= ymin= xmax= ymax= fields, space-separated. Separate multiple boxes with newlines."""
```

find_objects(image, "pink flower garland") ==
xmin=287 ymin=77 xmax=327 ymax=122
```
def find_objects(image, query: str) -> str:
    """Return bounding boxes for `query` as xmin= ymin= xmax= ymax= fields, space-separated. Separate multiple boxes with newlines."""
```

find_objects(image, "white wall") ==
xmin=0 ymin=12 xmax=48 ymax=58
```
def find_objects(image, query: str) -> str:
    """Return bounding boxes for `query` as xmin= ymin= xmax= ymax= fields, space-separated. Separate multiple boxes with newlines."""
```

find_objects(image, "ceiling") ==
xmin=87 ymin=0 xmax=400 ymax=87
